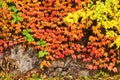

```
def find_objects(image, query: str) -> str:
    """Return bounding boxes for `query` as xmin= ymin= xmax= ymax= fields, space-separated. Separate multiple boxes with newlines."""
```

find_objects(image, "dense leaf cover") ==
xmin=0 ymin=0 xmax=120 ymax=75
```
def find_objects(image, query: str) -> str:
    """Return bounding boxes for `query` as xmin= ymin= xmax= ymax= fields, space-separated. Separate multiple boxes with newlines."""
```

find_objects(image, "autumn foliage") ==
xmin=0 ymin=0 xmax=120 ymax=73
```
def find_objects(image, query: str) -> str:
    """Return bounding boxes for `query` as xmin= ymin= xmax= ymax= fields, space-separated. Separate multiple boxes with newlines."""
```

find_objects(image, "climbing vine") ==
xmin=0 ymin=0 xmax=120 ymax=77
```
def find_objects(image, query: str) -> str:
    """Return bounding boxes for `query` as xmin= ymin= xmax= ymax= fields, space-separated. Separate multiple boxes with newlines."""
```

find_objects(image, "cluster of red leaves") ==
xmin=86 ymin=44 xmax=119 ymax=72
xmin=85 ymin=27 xmax=119 ymax=72
xmin=12 ymin=0 xmax=86 ymax=60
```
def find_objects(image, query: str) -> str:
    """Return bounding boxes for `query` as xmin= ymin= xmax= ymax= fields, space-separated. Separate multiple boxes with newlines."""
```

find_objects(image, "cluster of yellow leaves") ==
xmin=102 ymin=0 xmax=120 ymax=49
xmin=110 ymin=36 xmax=120 ymax=49
xmin=63 ymin=10 xmax=81 ymax=24
xmin=64 ymin=0 xmax=120 ymax=49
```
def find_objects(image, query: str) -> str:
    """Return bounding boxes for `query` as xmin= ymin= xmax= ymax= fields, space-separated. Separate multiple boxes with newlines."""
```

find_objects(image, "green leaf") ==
xmin=0 ymin=0 xmax=3 ymax=8
xmin=25 ymin=34 xmax=34 ymax=42
xmin=22 ymin=29 xmax=35 ymax=42
xmin=41 ymin=41 xmax=46 ymax=46
xmin=26 ymin=37 xmax=34 ymax=42
xmin=37 ymin=39 xmax=46 ymax=46
xmin=38 ymin=50 xmax=47 ymax=58
xmin=17 ymin=16 xmax=23 ymax=21
xmin=12 ymin=13 xmax=23 ymax=23
xmin=22 ymin=29 xmax=31 ymax=35
xmin=13 ymin=17 xmax=18 ymax=23
xmin=30 ymin=74 xmax=41 ymax=80
xmin=26 ymin=34 xmax=32 ymax=38
xmin=8 ymin=6 xmax=18 ymax=12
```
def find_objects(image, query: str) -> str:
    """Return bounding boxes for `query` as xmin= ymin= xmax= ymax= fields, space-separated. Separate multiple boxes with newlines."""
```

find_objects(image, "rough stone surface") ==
xmin=9 ymin=45 xmax=33 ymax=73
xmin=46 ymin=57 xmax=98 ymax=78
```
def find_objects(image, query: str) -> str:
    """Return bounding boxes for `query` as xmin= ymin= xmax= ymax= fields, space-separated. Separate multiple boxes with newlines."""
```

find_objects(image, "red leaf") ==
xmin=3 ymin=43 xmax=8 ymax=49
xmin=87 ymin=49 xmax=91 ymax=52
xmin=0 ymin=40 xmax=4 ymax=45
xmin=71 ymin=43 xmax=75 ymax=48
xmin=81 ymin=55 xmax=85 ymax=58
xmin=112 ymin=67 xmax=118 ymax=73
xmin=112 ymin=58 xmax=117 ymax=62
xmin=76 ymin=44 xmax=80 ymax=48
xmin=87 ymin=57 xmax=92 ymax=61
xmin=82 ymin=47 xmax=87 ymax=52
xmin=83 ymin=58 xmax=87 ymax=62
xmin=90 ymin=52 xmax=94 ymax=56
xmin=48 ymin=49 xmax=52 ymax=53
xmin=59 ymin=54 xmax=64 ymax=59
xmin=93 ymin=66 xmax=98 ymax=70
xmin=69 ymin=50 xmax=74 ymax=54
xmin=98 ymin=53 xmax=103 ymax=57
xmin=13 ymin=41 xmax=17 ymax=45
xmin=72 ymin=55 xmax=76 ymax=60
xmin=0 ymin=47 xmax=3 ymax=53
xmin=77 ymin=54 xmax=82 ymax=59
xmin=8 ymin=41 xmax=14 ymax=46
xmin=87 ymin=45 xmax=92 ymax=49
xmin=54 ymin=43 xmax=60 ymax=47
xmin=56 ymin=51 xmax=61 ymax=55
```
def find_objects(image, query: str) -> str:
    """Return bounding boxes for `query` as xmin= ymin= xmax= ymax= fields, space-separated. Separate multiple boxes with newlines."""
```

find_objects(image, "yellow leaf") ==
xmin=106 ymin=30 xmax=117 ymax=37
xmin=110 ymin=36 xmax=120 ymax=49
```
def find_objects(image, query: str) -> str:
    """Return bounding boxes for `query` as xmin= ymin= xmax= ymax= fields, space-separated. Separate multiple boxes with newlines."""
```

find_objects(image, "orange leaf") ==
xmin=92 ymin=59 xmax=96 ymax=64
xmin=45 ymin=61 xmax=51 ymax=67
xmin=75 ymin=0 xmax=81 ymax=3
xmin=99 ymin=64 xmax=104 ymax=69
xmin=104 ymin=57 xmax=110 ymax=62
xmin=108 ymin=66 xmax=112 ymax=71
xmin=88 ymin=64 xmax=93 ymax=70
xmin=76 ymin=48 xmax=81 ymax=52
xmin=104 ymin=52 xmax=108 ymax=57
xmin=95 ymin=61 xmax=99 ymax=66
xmin=110 ymin=49 xmax=114 ymax=54
xmin=109 ymin=63 xmax=115 ymax=67
xmin=103 ymin=63 xmax=108 ymax=68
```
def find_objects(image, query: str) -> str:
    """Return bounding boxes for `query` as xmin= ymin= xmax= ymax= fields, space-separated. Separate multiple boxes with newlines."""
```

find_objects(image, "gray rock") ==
xmin=78 ymin=70 xmax=90 ymax=76
xmin=9 ymin=45 xmax=35 ymax=73
xmin=51 ymin=60 xmax=64 ymax=68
